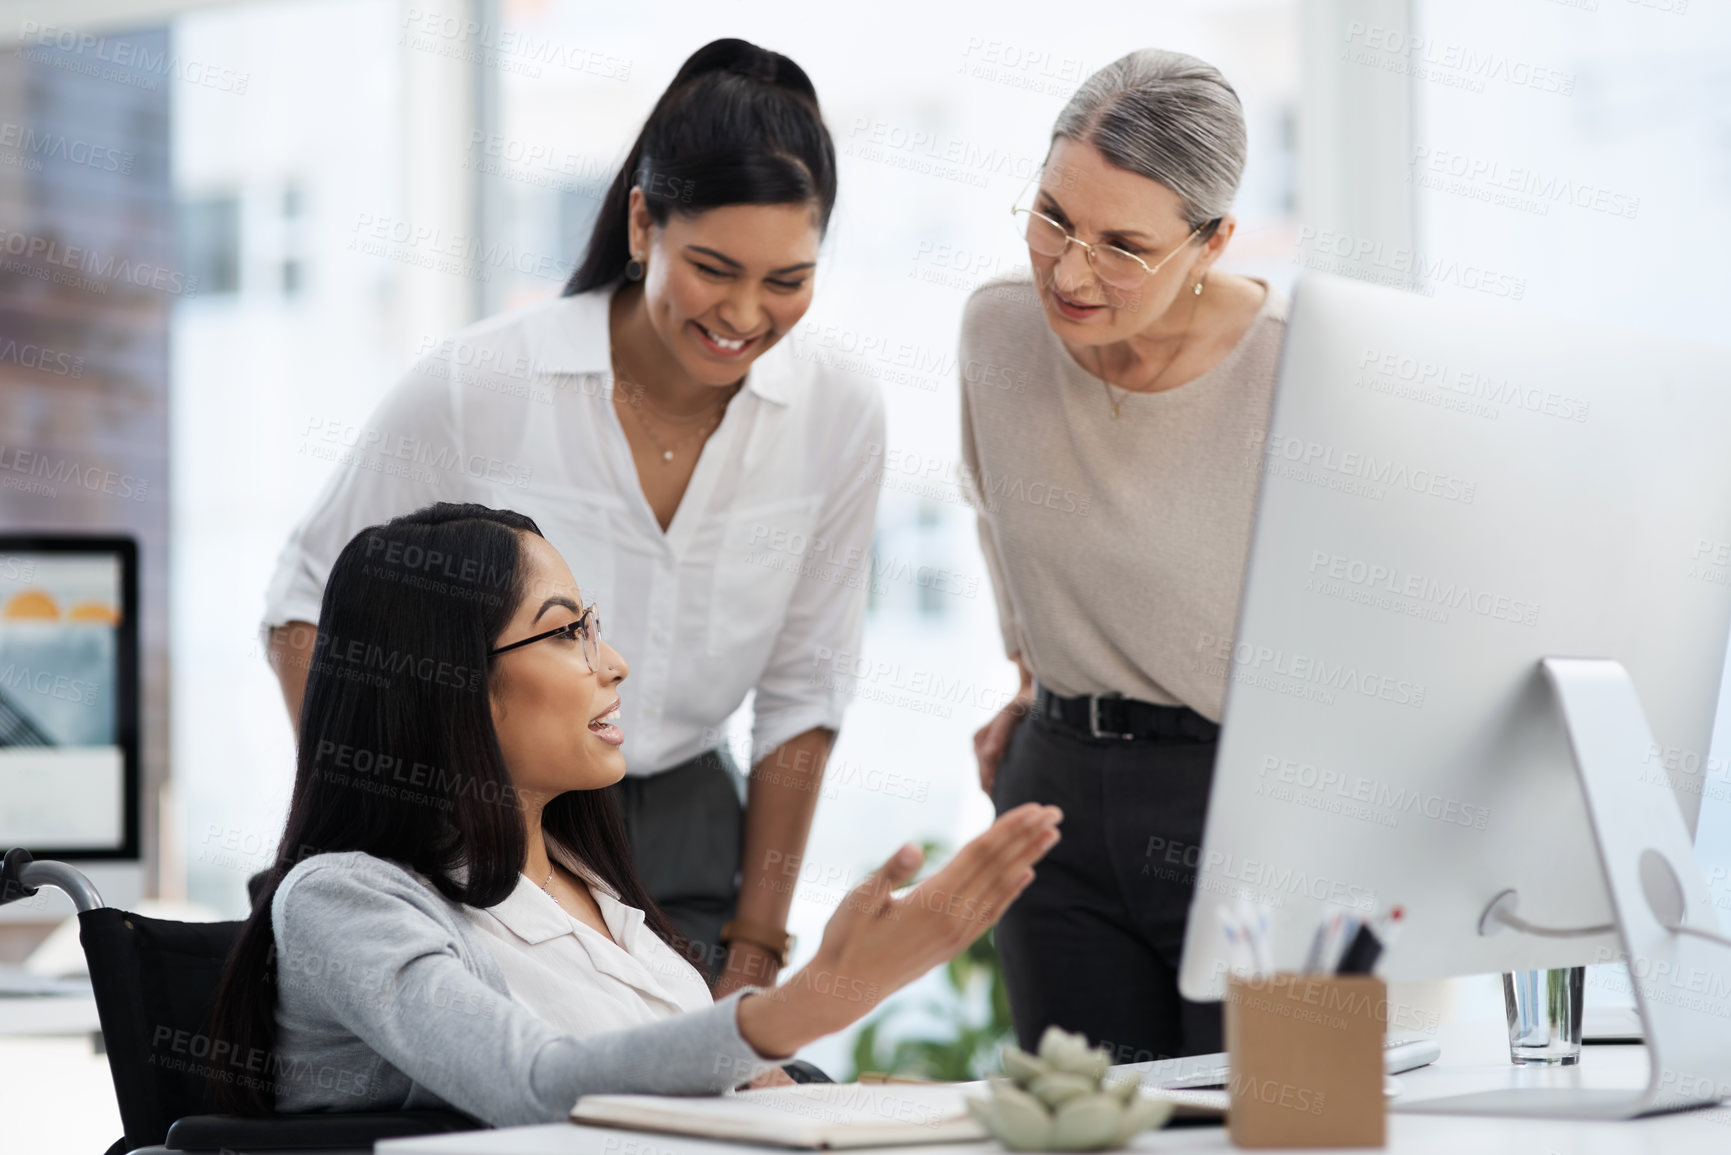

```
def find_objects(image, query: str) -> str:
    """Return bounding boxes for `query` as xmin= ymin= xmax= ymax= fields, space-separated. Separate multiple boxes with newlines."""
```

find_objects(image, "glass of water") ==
xmin=1502 ymin=967 xmax=1585 ymax=1065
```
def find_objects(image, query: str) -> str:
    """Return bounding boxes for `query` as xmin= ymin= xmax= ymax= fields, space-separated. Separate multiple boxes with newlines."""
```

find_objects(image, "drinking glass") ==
xmin=1502 ymin=966 xmax=1584 ymax=1065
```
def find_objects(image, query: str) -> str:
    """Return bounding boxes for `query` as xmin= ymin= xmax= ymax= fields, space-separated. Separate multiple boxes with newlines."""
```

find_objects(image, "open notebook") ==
xmin=571 ymin=1081 xmax=1224 ymax=1148
xmin=571 ymin=1083 xmax=987 ymax=1149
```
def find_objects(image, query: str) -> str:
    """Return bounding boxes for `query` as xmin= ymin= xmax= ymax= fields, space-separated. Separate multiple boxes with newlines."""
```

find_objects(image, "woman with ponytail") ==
xmin=262 ymin=40 xmax=884 ymax=999
xmin=214 ymin=503 xmax=1058 ymax=1125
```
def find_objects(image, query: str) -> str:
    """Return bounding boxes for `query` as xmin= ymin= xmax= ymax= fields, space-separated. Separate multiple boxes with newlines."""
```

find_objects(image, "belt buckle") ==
xmin=1088 ymin=695 xmax=1136 ymax=741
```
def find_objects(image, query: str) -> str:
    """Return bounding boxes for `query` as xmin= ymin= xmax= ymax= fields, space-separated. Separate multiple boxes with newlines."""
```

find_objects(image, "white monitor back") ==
xmin=1179 ymin=273 xmax=1731 ymax=999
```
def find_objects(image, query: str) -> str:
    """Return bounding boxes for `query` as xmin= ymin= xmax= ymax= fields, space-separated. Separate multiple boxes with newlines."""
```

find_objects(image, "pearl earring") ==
xmin=1193 ymin=277 xmax=1205 ymax=296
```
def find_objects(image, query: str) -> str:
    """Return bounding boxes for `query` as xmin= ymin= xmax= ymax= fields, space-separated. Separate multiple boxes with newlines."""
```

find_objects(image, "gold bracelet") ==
xmin=720 ymin=918 xmax=795 ymax=967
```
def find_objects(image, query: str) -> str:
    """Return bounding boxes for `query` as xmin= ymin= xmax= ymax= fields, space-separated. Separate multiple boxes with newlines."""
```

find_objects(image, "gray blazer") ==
xmin=266 ymin=851 xmax=774 ymax=1127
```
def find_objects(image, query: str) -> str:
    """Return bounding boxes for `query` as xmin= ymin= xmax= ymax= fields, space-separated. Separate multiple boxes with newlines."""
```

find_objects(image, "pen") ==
xmin=1339 ymin=905 xmax=1405 ymax=975
xmin=1257 ymin=909 xmax=1274 ymax=975
xmin=1238 ymin=898 xmax=1274 ymax=976
xmin=1303 ymin=910 xmax=1342 ymax=974
xmin=1218 ymin=905 xmax=1255 ymax=976
xmin=1336 ymin=922 xmax=1383 ymax=974
xmin=1315 ymin=912 xmax=1348 ymax=974
xmin=1301 ymin=916 xmax=1329 ymax=973
xmin=1371 ymin=906 xmax=1405 ymax=973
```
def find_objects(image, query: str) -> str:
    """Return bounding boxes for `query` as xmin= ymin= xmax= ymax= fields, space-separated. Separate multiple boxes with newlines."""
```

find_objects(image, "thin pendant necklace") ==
xmin=540 ymin=867 xmax=561 ymax=907
xmin=611 ymin=353 xmax=736 ymax=463
xmin=630 ymin=401 xmax=721 ymax=463
xmin=1100 ymin=287 xmax=1200 ymax=418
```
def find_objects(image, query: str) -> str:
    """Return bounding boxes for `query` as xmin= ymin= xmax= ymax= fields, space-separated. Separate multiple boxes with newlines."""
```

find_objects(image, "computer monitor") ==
xmin=0 ymin=536 xmax=140 ymax=861
xmin=1177 ymin=274 xmax=1731 ymax=1020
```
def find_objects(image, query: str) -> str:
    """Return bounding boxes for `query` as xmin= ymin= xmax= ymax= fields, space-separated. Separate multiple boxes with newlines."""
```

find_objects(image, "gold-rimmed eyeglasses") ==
xmin=1010 ymin=190 xmax=1214 ymax=291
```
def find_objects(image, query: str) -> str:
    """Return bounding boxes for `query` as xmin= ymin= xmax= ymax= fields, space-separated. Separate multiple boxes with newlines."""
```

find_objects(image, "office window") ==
xmin=176 ymin=194 xmax=241 ymax=297
xmin=281 ymin=181 xmax=306 ymax=297
xmin=169 ymin=0 xmax=410 ymax=918
xmin=0 ymin=24 xmax=172 ymax=907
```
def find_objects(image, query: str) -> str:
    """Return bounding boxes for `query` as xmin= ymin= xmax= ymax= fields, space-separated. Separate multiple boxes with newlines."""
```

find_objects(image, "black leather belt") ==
xmin=1033 ymin=684 xmax=1220 ymax=743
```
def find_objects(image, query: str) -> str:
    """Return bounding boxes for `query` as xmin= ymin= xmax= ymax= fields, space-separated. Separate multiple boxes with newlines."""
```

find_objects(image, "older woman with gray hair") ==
xmin=961 ymin=49 xmax=1286 ymax=1062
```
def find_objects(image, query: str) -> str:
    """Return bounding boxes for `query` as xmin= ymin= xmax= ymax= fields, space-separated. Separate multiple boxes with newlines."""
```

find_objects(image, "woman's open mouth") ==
xmin=1051 ymin=288 xmax=1107 ymax=321
xmin=692 ymin=320 xmax=763 ymax=360
xmin=588 ymin=698 xmax=624 ymax=746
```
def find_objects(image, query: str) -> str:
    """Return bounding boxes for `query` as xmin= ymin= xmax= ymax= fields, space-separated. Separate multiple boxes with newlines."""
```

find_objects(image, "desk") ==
xmin=379 ymin=1015 xmax=1731 ymax=1155
xmin=0 ymin=993 xmax=100 ymax=1036
xmin=0 ymin=995 xmax=119 ymax=1154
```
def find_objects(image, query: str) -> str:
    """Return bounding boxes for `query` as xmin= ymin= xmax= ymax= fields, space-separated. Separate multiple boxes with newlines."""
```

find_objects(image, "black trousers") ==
xmin=605 ymin=747 xmax=744 ymax=983
xmin=991 ymin=710 xmax=1223 ymax=1063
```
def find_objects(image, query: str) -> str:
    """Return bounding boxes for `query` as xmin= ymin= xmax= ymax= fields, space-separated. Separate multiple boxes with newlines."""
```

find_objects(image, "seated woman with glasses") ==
xmin=961 ymin=50 xmax=1287 ymax=1063
xmin=209 ymin=502 xmax=1061 ymax=1126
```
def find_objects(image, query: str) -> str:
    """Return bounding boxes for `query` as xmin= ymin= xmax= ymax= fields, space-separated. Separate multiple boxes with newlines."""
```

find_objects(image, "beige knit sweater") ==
xmin=959 ymin=273 xmax=1289 ymax=722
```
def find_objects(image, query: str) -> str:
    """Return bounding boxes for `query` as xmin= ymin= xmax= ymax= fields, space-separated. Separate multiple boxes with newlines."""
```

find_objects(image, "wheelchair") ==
xmin=1 ymin=848 xmax=480 ymax=1154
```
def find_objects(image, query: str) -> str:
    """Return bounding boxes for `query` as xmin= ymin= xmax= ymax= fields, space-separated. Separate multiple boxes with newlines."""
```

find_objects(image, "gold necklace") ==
xmin=611 ymin=354 xmax=736 ymax=463
xmin=1100 ymin=286 xmax=1201 ymax=418
xmin=539 ymin=867 xmax=561 ymax=907
xmin=620 ymin=379 xmax=725 ymax=425
xmin=631 ymin=399 xmax=722 ymax=463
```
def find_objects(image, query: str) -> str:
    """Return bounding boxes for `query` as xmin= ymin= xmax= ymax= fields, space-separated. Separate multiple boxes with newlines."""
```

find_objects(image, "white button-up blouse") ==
xmin=462 ymin=838 xmax=715 ymax=1035
xmin=264 ymin=287 xmax=885 ymax=774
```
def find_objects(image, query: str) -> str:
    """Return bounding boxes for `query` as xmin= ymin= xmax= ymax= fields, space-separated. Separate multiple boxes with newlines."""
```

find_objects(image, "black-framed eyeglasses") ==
xmin=488 ymin=603 xmax=603 ymax=672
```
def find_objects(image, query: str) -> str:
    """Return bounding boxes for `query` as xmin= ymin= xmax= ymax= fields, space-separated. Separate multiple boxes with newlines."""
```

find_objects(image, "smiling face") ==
xmin=627 ymin=191 xmax=822 ymax=386
xmin=1029 ymin=137 xmax=1232 ymax=344
xmin=488 ymin=532 xmax=630 ymax=803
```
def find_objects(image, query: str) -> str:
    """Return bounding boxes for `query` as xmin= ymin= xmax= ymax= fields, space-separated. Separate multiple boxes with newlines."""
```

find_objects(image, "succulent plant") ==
xmin=965 ymin=1027 xmax=1175 ymax=1151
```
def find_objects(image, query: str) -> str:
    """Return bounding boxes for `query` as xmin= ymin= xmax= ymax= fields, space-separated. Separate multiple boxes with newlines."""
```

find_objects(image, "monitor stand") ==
xmin=1397 ymin=658 xmax=1731 ymax=1119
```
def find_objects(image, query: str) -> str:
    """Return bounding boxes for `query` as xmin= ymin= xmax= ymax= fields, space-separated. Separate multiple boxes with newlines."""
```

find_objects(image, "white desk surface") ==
xmin=378 ymin=1015 xmax=1731 ymax=1155
xmin=0 ymin=993 xmax=101 ymax=1036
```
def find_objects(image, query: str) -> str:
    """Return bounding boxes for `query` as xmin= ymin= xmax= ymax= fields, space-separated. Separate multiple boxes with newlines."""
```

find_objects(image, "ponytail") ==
xmin=564 ymin=39 xmax=837 ymax=295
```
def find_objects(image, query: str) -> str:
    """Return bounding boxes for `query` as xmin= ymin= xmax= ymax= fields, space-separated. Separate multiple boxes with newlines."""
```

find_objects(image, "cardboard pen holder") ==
xmin=1224 ymin=972 xmax=1387 ymax=1149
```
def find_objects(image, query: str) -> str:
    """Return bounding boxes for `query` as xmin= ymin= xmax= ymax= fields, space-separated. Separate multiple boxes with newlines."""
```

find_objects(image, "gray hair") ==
xmin=1052 ymin=49 xmax=1247 ymax=233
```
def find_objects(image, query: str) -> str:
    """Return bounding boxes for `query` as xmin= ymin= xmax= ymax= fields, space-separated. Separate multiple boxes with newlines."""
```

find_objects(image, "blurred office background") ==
xmin=3 ymin=0 xmax=1731 ymax=1143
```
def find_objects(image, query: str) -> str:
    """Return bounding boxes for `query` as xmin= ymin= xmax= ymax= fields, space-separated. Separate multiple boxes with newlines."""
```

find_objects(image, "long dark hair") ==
xmin=208 ymin=503 xmax=681 ymax=1113
xmin=563 ymin=38 xmax=838 ymax=295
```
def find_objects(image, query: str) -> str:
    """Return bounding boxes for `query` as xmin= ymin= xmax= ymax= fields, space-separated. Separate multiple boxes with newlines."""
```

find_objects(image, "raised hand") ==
xmin=736 ymin=802 xmax=1062 ymax=1058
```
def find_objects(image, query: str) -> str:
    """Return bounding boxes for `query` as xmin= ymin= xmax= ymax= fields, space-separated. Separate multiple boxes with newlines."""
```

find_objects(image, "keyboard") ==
xmin=1152 ymin=1037 xmax=1442 ymax=1090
